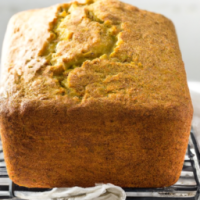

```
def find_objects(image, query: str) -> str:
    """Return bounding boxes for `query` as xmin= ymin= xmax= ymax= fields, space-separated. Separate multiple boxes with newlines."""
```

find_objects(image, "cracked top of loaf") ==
xmin=0 ymin=0 xmax=191 ymax=109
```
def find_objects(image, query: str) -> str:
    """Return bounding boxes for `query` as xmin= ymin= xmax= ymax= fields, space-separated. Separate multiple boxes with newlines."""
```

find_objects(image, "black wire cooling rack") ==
xmin=0 ymin=131 xmax=200 ymax=200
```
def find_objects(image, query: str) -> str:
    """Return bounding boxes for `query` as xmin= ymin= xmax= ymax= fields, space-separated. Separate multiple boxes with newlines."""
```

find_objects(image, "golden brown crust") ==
xmin=0 ymin=99 xmax=193 ymax=188
xmin=0 ymin=0 xmax=193 ymax=188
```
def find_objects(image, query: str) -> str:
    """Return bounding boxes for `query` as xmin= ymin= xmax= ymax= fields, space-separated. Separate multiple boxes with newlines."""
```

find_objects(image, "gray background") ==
xmin=0 ymin=0 xmax=199 ymax=81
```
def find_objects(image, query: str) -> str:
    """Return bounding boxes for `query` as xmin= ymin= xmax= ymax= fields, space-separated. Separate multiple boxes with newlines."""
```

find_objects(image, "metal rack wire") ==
xmin=0 ymin=131 xmax=199 ymax=200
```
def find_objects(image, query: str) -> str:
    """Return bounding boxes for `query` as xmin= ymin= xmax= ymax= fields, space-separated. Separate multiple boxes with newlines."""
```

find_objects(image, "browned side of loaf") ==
xmin=0 ymin=98 xmax=192 ymax=188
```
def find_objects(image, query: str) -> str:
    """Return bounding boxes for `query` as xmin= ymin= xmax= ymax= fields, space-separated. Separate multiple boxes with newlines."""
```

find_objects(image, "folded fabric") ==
xmin=15 ymin=184 xmax=126 ymax=200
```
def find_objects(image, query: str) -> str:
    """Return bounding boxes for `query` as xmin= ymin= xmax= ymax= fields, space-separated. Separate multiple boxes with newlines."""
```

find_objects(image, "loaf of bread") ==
xmin=0 ymin=0 xmax=193 ymax=188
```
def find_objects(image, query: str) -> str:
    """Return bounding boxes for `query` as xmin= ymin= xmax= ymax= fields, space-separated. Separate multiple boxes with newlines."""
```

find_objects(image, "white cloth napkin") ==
xmin=188 ymin=82 xmax=200 ymax=150
xmin=15 ymin=184 xmax=126 ymax=200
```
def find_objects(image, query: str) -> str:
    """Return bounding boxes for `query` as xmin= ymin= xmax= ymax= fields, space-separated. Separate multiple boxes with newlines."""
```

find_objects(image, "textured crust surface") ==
xmin=0 ymin=0 xmax=193 ymax=188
